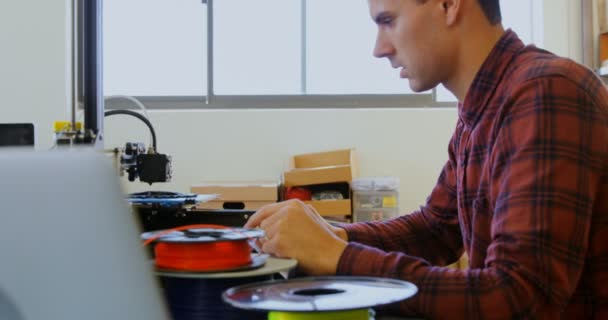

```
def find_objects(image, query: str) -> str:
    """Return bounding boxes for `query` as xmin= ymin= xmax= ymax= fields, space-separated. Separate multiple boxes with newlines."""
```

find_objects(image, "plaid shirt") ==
xmin=337 ymin=30 xmax=608 ymax=319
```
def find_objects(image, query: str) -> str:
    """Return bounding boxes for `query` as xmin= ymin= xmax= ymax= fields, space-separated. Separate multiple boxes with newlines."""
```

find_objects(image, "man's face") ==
xmin=368 ymin=0 xmax=452 ymax=92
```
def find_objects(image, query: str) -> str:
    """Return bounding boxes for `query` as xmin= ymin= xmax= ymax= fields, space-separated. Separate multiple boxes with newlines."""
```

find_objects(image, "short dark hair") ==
xmin=478 ymin=0 xmax=501 ymax=25
xmin=416 ymin=0 xmax=502 ymax=25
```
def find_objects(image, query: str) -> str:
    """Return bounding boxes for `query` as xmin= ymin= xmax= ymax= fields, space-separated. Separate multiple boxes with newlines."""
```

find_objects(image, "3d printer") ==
xmin=67 ymin=0 xmax=252 ymax=231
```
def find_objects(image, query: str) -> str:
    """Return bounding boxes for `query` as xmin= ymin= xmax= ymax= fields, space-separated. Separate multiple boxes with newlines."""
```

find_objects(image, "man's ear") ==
xmin=441 ymin=0 xmax=461 ymax=26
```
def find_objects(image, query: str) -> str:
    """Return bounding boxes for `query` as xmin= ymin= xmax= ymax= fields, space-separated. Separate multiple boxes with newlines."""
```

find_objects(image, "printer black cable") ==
xmin=104 ymin=109 xmax=157 ymax=151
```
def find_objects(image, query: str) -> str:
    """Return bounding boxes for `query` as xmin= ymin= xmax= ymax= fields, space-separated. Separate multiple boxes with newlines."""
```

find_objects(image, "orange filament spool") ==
xmin=141 ymin=224 xmax=264 ymax=272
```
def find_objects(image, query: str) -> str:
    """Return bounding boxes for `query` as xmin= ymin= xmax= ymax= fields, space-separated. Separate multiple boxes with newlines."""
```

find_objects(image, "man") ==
xmin=245 ymin=0 xmax=608 ymax=318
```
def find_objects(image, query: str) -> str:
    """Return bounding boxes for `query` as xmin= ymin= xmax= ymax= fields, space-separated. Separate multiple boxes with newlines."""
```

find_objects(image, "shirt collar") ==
xmin=459 ymin=29 xmax=525 ymax=128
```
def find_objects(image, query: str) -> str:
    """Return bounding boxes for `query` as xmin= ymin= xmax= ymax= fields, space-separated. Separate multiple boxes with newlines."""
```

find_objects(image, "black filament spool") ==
xmin=160 ymin=275 xmax=271 ymax=320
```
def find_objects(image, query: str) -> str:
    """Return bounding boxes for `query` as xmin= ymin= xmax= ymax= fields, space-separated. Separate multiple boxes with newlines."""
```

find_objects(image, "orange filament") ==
xmin=144 ymin=224 xmax=252 ymax=272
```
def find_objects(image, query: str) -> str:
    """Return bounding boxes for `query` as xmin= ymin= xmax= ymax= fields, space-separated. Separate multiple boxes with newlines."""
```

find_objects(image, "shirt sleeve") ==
xmin=340 ymin=134 xmax=463 ymax=266
xmin=336 ymin=76 xmax=605 ymax=318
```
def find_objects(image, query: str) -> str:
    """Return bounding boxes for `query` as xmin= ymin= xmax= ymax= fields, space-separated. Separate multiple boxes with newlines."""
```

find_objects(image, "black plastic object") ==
xmin=137 ymin=153 xmax=171 ymax=184
xmin=0 ymin=124 xmax=34 ymax=147
xmin=160 ymin=275 xmax=270 ymax=320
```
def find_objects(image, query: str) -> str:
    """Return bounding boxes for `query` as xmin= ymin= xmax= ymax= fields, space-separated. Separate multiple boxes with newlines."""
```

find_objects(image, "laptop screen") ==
xmin=0 ymin=123 xmax=34 ymax=147
xmin=0 ymin=150 xmax=169 ymax=320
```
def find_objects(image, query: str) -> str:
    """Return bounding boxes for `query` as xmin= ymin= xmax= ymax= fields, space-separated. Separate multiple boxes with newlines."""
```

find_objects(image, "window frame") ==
xmin=104 ymin=94 xmax=455 ymax=110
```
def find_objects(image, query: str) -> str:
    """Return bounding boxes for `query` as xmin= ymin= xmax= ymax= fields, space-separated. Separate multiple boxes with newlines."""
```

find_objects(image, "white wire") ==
xmin=104 ymin=95 xmax=150 ymax=120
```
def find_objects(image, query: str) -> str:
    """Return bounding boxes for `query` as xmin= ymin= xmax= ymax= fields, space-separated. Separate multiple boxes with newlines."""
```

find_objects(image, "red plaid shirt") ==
xmin=337 ymin=30 xmax=608 ymax=319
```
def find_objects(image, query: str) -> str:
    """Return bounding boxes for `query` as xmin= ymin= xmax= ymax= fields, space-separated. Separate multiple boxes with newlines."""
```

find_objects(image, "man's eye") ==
xmin=376 ymin=16 xmax=393 ymax=26
xmin=380 ymin=17 xmax=393 ymax=24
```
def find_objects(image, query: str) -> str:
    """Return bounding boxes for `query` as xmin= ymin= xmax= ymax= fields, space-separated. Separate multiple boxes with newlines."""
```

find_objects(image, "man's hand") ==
xmin=244 ymin=199 xmax=348 ymax=275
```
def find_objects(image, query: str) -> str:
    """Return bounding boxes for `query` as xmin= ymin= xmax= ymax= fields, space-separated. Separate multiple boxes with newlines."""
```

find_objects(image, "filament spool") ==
xmin=223 ymin=276 xmax=418 ymax=320
xmin=158 ymin=256 xmax=297 ymax=320
xmin=141 ymin=225 xmax=264 ymax=272
xmin=142 ymin=224 xmax=297 ymax=320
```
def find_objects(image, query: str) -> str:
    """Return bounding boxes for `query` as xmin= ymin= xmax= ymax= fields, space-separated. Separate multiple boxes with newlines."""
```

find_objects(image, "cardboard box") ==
xmin=283 ymin=149 xmax=357 ymax=187
xmin=305 ymin=199 xmax=351 ymax=217
xmin=191 ymin=181 xmax=278 ymax=210
xmin=601 ymin=32 xmax=608 ymax=66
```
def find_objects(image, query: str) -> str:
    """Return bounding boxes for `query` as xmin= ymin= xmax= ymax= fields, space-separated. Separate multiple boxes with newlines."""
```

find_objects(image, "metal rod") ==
xmin=206 ymin=0 xmax=214 ymax=104
xmin=82 ymin=0 xmax=104 ymax=143
xmin=581 ymin=0 xmax=594 ymax=68
xmin=71 ymin=0 xmax=78 ymax=131
xmin=300 ymin=0 xmax=307 ymax=94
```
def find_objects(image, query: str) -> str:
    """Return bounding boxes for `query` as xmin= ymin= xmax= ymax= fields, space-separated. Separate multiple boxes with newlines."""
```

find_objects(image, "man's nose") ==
xmin=373 ymin=31 xmax=394 ymax=59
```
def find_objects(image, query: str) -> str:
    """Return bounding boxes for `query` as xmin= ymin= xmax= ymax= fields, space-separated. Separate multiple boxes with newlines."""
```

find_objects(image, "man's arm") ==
xmin=339 ymin=134 xmax=464 ymax=266
xmin=337 ymin=76 xmax=606 ymax=318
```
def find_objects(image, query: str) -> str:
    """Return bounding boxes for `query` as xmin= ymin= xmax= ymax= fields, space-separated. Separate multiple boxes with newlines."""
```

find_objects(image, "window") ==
xmin=103 ymin=0 xmax=205 ymax=96
xmin=213 ymin=1 xmax=301 ymax=95
xmin=306 ymin=0 xmax=419 ymax=95
xmin=104 ymin=0 xmax=541 ymax=107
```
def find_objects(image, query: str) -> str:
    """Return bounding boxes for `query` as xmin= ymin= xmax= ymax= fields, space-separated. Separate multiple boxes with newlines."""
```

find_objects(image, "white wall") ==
xmin=0 ymin=0 xmax=71 ymax=148
xmin=0 ymin=0 xmax=583 ymax=214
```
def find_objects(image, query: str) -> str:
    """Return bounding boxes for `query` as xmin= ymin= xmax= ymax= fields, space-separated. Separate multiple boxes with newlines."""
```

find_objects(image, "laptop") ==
xmin=0 ymin=149 xmax=169 ymax=320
